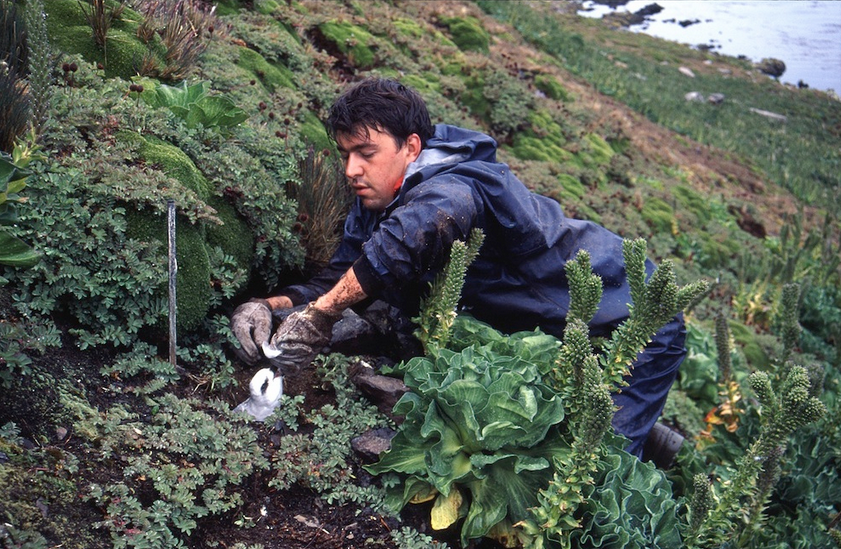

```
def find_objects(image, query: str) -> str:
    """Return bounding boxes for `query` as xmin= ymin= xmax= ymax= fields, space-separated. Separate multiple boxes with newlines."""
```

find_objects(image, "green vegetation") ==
xmin=478 ymin=0 xmax=841 ymax=216
xmin=367 ymin=237 xmax=706 ymax=547
xmin=1 ymin=0 xmax=839 ymax=547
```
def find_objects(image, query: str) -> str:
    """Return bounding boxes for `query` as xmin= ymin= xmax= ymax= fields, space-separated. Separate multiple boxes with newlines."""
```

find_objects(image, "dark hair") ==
xmin=327 ymin=78 xmax=434 ymax=149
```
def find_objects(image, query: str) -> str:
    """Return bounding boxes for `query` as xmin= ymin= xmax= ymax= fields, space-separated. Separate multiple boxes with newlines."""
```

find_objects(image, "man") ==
xmin=231 ymin=77 xmax=686 ymax=458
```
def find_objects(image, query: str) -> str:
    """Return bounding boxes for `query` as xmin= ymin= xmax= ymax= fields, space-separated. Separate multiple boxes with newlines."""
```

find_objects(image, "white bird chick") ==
xmin=233 ymin=368 xmax=283 ymax=421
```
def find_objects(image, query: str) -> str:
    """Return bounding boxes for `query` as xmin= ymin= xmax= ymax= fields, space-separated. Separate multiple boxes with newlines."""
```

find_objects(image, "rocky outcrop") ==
xmin=756 ymin=57 xmax=786 ymax=79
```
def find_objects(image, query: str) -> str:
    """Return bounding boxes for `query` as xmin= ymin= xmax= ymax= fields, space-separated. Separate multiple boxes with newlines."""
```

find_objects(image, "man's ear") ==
xmin=406 ymin=133 xmax=422 ymax=162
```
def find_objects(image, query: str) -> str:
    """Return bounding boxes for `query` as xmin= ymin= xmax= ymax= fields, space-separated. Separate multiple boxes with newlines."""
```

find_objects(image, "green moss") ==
xmin=236 ymin=47 xmax=295 ymax=92
xmin=510 ymin=135 xmax=572 ymax=162
xmin=530 ymin=110 xmax=568 ymax=147
xmin=43 ymin=0 xmax=87 ymax=28
xmin=440 ymin=16 xmax=490 ymax=54
xmin=255 ymin=0 xmax=280 ymax=15
xmin=459 ymin=72 xmax=488 ymax=117
xmin=638 ymin=176 xmax=665 ymax=191
xmin=212 ymin=0 xmax=242 ymax=16
xmin=534 ymin=74 xmax=571 ymax=102
xmin=583 ymin=133 xmax=614 ymax=166
xmin=174 ymin=219 xmax=213 ymax=330
xmin=696 ymin=232 xmax=742 ymax=269
xmin=109 ymin=2 xmax=144 ymax=32
xmin=440 ymin=55 xmax=468 ymax=76
xmin=205 ymin=196 xmax=254 ymax=272
xmin=298 ymin=109 xmax=333 ymax=152
xmin=641 ymin=196 xmax=675 ymax=234
xmin=393 ymin=17 xmax=426 ymax=40
xmin=43 ymin=1 xmax=163 ymax=80
xmin=558 ymin=173 xmax=586 ymax=199
xmin=672 ymin=184 xmax=712 ymax=224
xmin=318 ymin=21 xmax=377 ymax=70
xmin=509 ymin=111 xmax=571 ymax=162
xmin=122 ymin=134 xmax=256 ymax=329
xmin=104 ymin=29 xmax=163 ymax=79
xmin=729 ymin=321 xmax=771 ymax=370
xmin=573 ymin=203 xmax=602 ymax=224
xmin=401 ymin=73 xmax=442 ymax=96
xmin=137 ymin=136 xmax=213 ymax=200
xmin=126 ymin=208 xmax=211 ymax=332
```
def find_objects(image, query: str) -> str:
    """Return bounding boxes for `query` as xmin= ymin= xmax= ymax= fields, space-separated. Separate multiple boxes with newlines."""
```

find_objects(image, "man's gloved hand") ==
xmin=265 ymin=304 xmax=341 ymax=371
xmin=230 ymin=298 xmax=273 ymax=365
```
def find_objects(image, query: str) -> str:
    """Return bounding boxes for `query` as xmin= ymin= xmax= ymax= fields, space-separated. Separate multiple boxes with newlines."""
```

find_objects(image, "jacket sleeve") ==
xmin=353 ymin=178 xmax=478 ymax=297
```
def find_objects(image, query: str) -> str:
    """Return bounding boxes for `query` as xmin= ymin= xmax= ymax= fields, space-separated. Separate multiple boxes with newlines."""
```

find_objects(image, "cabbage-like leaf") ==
xmin=569 ymin=451 xmax=681 ymax=549
xmin=0 ymin=231 xmax=40 ymax=267
xmin=190 ymin=96 xmax=248 ymax=129
xmin=365 ymin=332 xmax=570 ymax=545
xmin=431 ymin=486 xmax=466 ymax=530
xmin=144 ymin=81 xmax=210 ymax=110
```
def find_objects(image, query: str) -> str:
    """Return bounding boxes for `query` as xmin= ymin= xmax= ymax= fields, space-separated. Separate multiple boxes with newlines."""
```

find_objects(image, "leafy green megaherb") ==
xmin=369 ymin=236 xmax=707 ymax=547
xmin=366 ymin=328 xmax=569 ymax=547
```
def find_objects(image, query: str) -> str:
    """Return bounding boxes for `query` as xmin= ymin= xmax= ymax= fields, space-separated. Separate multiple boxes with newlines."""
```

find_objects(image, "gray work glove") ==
xmin=230 ymin=298 xmax=273 ymax=365
xmin=265 ymin=303 xmax=340 ymax=371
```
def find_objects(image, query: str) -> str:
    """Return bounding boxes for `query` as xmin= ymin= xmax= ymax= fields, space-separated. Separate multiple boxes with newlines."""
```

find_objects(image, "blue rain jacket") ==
xmin=281 ymin=124 xmax=686 ymax=457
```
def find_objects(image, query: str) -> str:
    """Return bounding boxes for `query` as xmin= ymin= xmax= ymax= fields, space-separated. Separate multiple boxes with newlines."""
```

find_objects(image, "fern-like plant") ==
xmin=685 ymin=282 xmax=827 ymax=548
xmin=0 ymin=1 xmax=29 ymax=153
xmin=526 ymin=240 xmax=708 ymax=547
xmin=413 ymin=228 xmax=485 ymax=353
xmin=371 ymin=236 xmax=706 ymax=548
xmin=22 ymin=0 xmax=52 ymax=137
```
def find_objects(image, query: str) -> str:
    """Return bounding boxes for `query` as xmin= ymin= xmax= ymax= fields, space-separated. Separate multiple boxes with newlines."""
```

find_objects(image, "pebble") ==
xmin=708 ymin=93 xmax=726 ymax=105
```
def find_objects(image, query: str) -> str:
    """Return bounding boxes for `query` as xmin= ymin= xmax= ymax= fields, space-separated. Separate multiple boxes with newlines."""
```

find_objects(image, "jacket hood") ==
xmin=404 ymin=124 xmax=498 ymax=181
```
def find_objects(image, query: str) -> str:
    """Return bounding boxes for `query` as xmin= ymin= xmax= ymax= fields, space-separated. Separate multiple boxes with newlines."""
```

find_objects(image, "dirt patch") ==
xmin=0 ymin=345 xmax=411 ymax=548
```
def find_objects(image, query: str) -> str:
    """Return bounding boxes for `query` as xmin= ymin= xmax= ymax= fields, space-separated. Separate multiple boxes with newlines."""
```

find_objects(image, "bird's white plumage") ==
xmin=233 ymin=368 xmax=283 ymax=421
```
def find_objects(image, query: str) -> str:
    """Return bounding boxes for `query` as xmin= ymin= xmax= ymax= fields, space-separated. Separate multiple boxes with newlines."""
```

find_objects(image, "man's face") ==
xmin=336 ymin=126 xmax=421 ymax=212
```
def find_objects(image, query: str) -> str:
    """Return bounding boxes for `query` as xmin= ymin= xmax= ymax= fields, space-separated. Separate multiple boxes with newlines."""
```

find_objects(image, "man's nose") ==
xmin=345 ymin=154 xmax=363 ymax=179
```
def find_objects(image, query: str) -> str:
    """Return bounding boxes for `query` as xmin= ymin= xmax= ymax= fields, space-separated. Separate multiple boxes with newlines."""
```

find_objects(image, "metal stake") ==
xmin=167 ymin=200 xmax=177 ymax=367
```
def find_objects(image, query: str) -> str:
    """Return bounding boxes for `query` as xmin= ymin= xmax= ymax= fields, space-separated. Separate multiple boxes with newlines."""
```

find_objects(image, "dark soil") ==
xmin=0 ymin=329 xmax=465 ymax=548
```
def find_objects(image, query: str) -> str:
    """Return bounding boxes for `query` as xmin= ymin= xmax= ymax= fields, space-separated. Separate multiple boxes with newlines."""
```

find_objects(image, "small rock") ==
xmin=351 ymin=427 xmax=397 ymax=461
xmin=0 ymin=451 xmax=9 ymax=464
xmin=55 ymin=427 xmax=68 ymax=441
xmin=294 ymin=514 xmax=321 ymax=529
xmin=36 ymin=498 xmax=49 ymax=518
xmin=351 ymin=370 xmax=410 ymax=418
xmin=330 ymin=308 xmax=377 ymax=356
xmin=678 ymin=66 xmax=695 ymax=78
xmin=756 ymin=57 xmax=786 ymax=79
xmin=685 ymin=91 xmax=704 ymax=102
xmin=749 ymin=107 xmax=787 ymax=122
xmin=708 ymin=93 xmax=725 ymax=105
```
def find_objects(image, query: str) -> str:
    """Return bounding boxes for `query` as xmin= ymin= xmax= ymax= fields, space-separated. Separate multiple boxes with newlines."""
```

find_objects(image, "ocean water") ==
xmin=578 ymin=1 xmax=841 ymax=93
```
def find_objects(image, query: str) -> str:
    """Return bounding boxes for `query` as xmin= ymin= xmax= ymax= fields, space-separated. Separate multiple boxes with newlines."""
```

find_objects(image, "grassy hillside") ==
xmin=1 ymin=0 xmax=839 ymax=547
